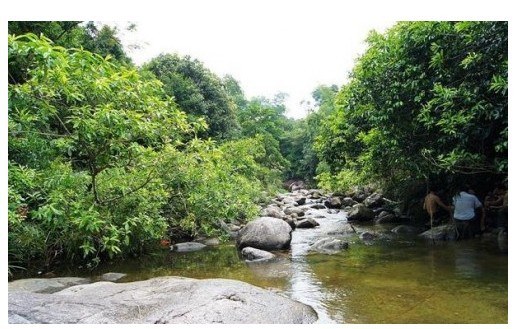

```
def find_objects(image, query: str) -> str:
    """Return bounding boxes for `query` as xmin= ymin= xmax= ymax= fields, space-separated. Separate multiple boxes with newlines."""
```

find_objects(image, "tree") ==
xmin=8 ymin=21 xmax=132 ymax=65
xmin=143 ymin=54 xmax=239 ymax=140
xmin=8 ymin=33 xmax=191 ymax=265
xmin=315 ymin=22 xmax=507 ymax=195
xmin=279 ymin=85 xmax=338 ymax=183
xmin=222 ymin=74 xmax=247 ymax=111
xmin=8 ymin=34 xmax=284 ymax=271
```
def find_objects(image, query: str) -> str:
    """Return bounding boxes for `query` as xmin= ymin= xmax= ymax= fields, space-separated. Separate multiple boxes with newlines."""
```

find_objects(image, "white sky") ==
xmin=111 ymin=14 xmax=394 ymax=119
xmin=4 ymin=0 xmax=513 ymax=120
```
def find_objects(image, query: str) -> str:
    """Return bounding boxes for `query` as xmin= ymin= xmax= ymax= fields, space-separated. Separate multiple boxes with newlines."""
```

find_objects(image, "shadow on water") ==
xmin=25 ymin=208 xmax=508 ymax=324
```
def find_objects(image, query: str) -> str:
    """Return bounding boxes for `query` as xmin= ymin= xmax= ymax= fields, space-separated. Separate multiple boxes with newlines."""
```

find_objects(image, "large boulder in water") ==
xmin=236 ymin=217 xmax=292 ymax=251
xmin=346 ymin=204 xmax=375 ymax=222
xmin=419 ymin=224 xmax=457 ymax=241
xmin=8 ymin=276 xmax=317 ymax=324
xmin=363 ymin=192 xmax=384 ymax=208
xmin=324 ymin=197 xmax=342 ymax=209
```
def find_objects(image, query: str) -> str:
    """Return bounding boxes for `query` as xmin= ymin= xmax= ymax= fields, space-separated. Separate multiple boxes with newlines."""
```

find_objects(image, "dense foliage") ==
xmin=8 ymin=21 xmax=132 ymax=66
xmin=8 ymin=33 xmax=279 ymax=269
xmin=315 ymin=21 xmax=508 ymax=196
xmin=282 ymin=85 xmax=339 ymax=183
xmin=143 ymin=54 xmax=239 ymax=140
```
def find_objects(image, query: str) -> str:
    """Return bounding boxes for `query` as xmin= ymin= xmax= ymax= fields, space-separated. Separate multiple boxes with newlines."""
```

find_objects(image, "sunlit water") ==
xmin=21 ymin=207 xmax=508 ymax=324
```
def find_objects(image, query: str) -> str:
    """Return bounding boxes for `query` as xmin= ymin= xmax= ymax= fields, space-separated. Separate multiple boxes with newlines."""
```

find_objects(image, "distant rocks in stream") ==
xmin=310 ymin=237 xmax=349 ymax=255
xmin=236 ymin=186 xmax=403 ymax=254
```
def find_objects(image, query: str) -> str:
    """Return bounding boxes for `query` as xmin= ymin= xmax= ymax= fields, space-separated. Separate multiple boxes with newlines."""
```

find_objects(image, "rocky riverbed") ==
xmin=8 ymin=186 xmax=508 ymax=324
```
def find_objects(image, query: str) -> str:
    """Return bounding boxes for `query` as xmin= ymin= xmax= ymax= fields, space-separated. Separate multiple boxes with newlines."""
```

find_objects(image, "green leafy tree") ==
xmin=237 ymin=95 xmax=290 ymax=172
xmin=315 ymin=21 xmax=507 ymax=195
xmin=8 ymin=34 xmax=191 ymax=265
xmin=8 ymin=34 xmax=285 ymax=272
xmin=8 ymin=21 xmax=132 ymax=65
xmin=222 ymin=75 xmax=248 ymax=112
xmin=143 ymin=54 xmax=239 ymax=140
xmin=281 ymin=85 xmax=338 ymax=182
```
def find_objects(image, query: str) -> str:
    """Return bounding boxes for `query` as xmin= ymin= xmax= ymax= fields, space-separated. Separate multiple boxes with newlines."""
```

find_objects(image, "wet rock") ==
xmin=289 ymin=181 xmax=305 ymax=192
xmin=241 ymin=247 xmax=276 ymax=262
xmin=245 ymin=257 xmax=293 ymax=279
xmin=374 ymin=211 xmax=397 ymax=224
xmin=363 ymin=192 xmax=384 ymax=208
xmin=236 ymin=217 xmax=292 ymax=251
xmin=284 ymin=207 xmax=305 ymax=217
xmin=341 ymin=197 xmax=358 ymax=207
xmin=327 ymin=223 xmax=357 ymax=236
xmin=419 ymin=224 xmax=457 ymax=241
xmin=347 ymin=204 xmax=375 ymax=222
xmin=262 ymin=205 xmax=285 ymax=219
xmin=294 ymin=197 xmax=306 ymax=206
xmin=309 ymin=190 xmax=323 ymax=199
xmin=8 ymin=277 xmax=91 ymax=294
xmin=359 ymin=232 xmax=376 ymax=241
xmin=353 ymin=193 xmax=367 ymax=203
xmin=324 ymin=197 xmax=342 ymax=209
xmin=284 ymin=218 xmax=296 ymax=230
xmin=9 ymin=276 xmax=317 ymax=324
xmin=98 ymin=273 xmax=126 ymax=282
xmin=310 ymin=204 xmax=326 ymax=210
xmin=391 ymin=225 xmax=420 ymax=235
xmin=295 ymin=218 xmax=319 ymax=229
xmin=171 ymin=242 xmax=207 ymax=252
xmin=310 ymin=237 xmax=349 ymax=255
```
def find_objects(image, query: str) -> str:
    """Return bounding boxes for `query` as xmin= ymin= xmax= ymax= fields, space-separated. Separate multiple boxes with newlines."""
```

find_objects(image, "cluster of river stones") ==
xmin=9 ymin=187 xmax=506 ymax=324
xmin=230 ymin=188 xmax=458 ymax=261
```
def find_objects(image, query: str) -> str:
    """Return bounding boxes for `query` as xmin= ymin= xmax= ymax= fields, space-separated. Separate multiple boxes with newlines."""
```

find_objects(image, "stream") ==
xmin=15 ymin=196 xmax=508 ymax=323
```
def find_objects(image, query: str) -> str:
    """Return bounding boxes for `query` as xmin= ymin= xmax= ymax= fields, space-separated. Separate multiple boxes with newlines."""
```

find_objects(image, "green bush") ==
xmin=8 ymin=34 xmax=283 ymax=269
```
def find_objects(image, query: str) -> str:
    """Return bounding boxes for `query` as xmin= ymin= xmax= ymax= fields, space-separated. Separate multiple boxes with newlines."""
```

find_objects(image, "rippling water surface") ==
xmin=38 ymin=207 xmax=508 ymax=324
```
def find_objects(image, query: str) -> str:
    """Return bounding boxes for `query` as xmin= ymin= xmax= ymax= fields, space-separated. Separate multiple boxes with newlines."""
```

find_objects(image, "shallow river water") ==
xmin=43 ymin=207 xmax=508 ymax=324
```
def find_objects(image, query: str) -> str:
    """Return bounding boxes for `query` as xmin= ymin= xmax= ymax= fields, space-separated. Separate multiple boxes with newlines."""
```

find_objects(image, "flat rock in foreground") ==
xmin=9 ymin=276 xmax=317 ymax=324
xmin=8 ymin=277 xmax=91 ymax=294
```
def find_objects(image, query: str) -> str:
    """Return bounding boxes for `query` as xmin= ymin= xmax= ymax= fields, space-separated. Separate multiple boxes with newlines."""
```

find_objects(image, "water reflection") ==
xmin=454 ymin=246 xmax=481 ymax=279
xmin=285 ymin=208 xmax=354 ymax=323
xmin=22 ymin=205 xmax=507 ymax=323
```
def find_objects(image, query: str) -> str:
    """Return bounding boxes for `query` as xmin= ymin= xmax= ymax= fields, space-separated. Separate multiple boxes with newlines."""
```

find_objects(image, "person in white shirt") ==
xmin=452 ymin=185 xmax=485 ymax=239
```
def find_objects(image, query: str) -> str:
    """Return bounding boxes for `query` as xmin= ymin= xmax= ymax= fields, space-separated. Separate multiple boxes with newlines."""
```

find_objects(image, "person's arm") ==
xmin=434 ymin=196 xmax=451 ymax=211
